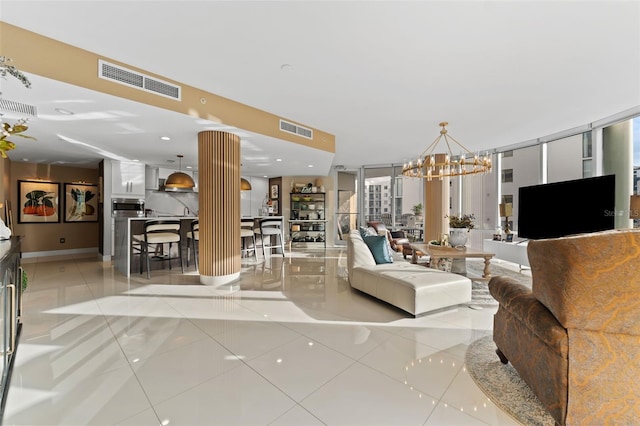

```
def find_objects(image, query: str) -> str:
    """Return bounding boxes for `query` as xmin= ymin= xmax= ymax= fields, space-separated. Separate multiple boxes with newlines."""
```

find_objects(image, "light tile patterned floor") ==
xmin=4 ymin=248 xmax=524 ymax=425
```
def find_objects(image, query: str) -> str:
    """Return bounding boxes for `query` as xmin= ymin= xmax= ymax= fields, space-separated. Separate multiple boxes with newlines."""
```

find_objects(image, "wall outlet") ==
xmin=60 ymin=237 xmax=65 ymax=243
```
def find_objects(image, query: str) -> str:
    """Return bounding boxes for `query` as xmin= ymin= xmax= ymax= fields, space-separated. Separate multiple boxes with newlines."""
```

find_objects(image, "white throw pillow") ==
xmin=0 ymin=219 xmax=11 ymax=240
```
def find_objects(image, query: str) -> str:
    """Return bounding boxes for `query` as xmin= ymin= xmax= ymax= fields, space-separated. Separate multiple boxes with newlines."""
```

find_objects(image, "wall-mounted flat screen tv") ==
xmin=518 ymin=175 xmax=615 ymax=240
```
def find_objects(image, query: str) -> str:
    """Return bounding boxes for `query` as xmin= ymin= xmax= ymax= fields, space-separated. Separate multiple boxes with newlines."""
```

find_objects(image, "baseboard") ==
xmin=22 ymin=247 xmax=99 ymax=259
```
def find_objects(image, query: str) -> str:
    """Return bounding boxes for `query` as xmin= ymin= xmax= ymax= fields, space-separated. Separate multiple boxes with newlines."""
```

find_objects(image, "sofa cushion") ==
xmin=363 ymin=235 xmax=393 ymax=264
xmin=347 ymin=230 xmax=376 ymax=282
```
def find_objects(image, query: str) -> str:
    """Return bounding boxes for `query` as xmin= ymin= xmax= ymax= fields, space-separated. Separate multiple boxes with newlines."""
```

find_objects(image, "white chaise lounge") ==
xmin=347 ymin=230 xmax=471 ymax=316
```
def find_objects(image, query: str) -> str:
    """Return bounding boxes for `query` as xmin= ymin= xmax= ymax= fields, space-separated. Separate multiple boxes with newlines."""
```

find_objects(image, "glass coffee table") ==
xmin=408 ymin=243 xmax=495 ymax=281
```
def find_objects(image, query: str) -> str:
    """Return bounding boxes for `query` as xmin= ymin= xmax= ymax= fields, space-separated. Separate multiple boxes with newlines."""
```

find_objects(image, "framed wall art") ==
xmin=271 ymin=184 xmax=279 ymax=199
xmin=64 ymin=183 xmax=99 ymax=222
xmin=18 ymin=180 xmax=60 ymax=223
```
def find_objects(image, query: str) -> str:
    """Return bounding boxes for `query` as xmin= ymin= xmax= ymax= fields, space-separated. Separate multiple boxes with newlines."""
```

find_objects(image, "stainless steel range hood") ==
xmin=160 ymin=178 xmax=194 ymax=192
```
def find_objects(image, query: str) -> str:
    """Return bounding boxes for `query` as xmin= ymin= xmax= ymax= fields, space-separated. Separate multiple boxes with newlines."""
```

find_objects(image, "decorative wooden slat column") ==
xmin=198 ymin=130 xmax=241 ymax=285
xmin=423 ymin=154 xmax=450 ymax=243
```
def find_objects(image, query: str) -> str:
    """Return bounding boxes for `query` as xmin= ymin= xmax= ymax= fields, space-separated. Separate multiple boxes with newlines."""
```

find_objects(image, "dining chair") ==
xmin=241 ymin=219 xmax=257 ymax=260
xmin=135 ymin=219 xmax=184 ymax=279
xmin=186 ymin=219 xmax=199 ymax=270
xmin=254 ymin=218 xmax=285 ymax=258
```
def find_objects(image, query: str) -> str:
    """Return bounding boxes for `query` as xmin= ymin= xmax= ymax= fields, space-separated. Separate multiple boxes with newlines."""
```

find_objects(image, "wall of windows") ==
xmin=363 ymin=166 xmax=423 ymax=229
xmin=547 ymin=134 xmax=585 ymax=183
xmin=346 ymin=113 xmax=640 ymax=249
xmin=499 ymin=144 xmax=542 ymax=233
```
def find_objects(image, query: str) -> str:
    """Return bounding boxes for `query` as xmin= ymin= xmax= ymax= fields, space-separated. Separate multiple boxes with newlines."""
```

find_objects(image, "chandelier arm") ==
xmin=445 ymin=134 xmax=476 ymax=156
xmin=418 ymin=134 xmax=444 ymax=159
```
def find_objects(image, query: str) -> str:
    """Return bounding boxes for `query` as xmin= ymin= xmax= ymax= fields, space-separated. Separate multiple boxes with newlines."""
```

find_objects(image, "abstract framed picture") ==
xmin=64 ymin=183 xmax=99 ymax=222
xmin=18 ymin=180 xmax=60 ymax=223
xmin=271 ymin=184 xmax=279 ymax=199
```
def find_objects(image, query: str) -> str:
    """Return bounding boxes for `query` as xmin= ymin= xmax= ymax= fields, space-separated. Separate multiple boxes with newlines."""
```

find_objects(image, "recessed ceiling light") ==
xmin=263 ymin=175 xmax=268 ymax=178
xmin=54 ymin=108 xmax=74 ymax=115
xmin=280 ymin=64 xmax=294 ymax=72
xmin=22 ymin=158 xmax=29 ymax=162
xmin=308 ymin=164 xmax=314 ymax=168
xmin=160 ymin=136 xmax=171 ymax=141
xmin=186 ymin=166 xmax=192 ymax=169
xmin=133 ymin=159 xmax=140 ymax=162
xmin=275 ymin=158 xmax=283 ymax=162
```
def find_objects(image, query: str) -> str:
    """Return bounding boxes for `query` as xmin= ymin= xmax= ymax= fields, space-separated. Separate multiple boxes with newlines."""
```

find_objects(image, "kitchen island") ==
xmin=114 ymin=216 xmax=198 ymax=277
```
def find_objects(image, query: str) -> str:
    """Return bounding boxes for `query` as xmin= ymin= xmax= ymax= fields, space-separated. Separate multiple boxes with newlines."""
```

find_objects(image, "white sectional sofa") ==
xmin=347 ymin=230 xmax=472 ymax=316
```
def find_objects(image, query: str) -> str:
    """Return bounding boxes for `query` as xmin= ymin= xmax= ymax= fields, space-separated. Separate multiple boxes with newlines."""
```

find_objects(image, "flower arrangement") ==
xmin=447 ymin=213 xmax=476 ymax=229
xmin=0 ymin=56 xmax=34 ymax=158
xmin=0 ymin=56 xmax=32 ymax=89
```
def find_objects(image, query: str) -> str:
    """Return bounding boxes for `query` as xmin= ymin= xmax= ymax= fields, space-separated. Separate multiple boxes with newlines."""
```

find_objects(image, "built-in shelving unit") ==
xmin=289 ymin=192 xmax=326 ymax=248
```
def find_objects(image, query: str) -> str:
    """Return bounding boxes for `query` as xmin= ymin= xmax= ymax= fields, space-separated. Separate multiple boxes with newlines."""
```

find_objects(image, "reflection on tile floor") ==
xmin=4 ymin=248 xmax=522 ymax=425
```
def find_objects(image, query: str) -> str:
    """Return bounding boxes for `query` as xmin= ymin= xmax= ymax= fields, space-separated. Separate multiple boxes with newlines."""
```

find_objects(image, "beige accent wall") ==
xmin=0 ymin=158 xmax=11 ymax=223
xmin=9 ymin=162 xmax=99 ymax=253
xmin=0 ymin=22 xmax=335 ymax=155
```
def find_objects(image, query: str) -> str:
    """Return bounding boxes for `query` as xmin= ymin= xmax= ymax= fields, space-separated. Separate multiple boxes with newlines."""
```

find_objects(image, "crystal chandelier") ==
xmin=402 ymin=122 xmax=492 ymax=180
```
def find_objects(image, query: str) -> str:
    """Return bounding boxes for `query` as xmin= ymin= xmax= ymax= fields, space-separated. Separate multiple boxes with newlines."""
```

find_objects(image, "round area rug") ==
xmin=465 ymin=336 xmax=555 ymax=426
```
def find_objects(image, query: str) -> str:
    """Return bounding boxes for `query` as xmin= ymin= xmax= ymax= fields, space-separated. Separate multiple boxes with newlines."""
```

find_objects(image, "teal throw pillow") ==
xmin=363 ymin=235 xmax=394 ymax=264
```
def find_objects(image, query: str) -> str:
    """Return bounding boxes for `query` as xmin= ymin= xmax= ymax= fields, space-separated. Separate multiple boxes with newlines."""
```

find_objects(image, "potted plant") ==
xmin=446 ymin=213 xmax=476 ymax=247
xmin=411 ymin=203 xmax=423 ymax=216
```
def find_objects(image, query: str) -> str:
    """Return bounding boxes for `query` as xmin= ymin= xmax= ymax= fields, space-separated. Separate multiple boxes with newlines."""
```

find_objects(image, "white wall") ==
xmin=145 ymin=190 xmax=198 ymax=216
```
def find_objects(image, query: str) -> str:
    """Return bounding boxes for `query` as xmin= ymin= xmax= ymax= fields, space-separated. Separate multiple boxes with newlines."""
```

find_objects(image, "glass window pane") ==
xmin=501 ymin=169 xmax=513 ymax=183
xmin=501 ymin=145 xmax=541 ymax=233
xmin=582 ymin=132 xmax=592 ymax=158
xmin=547 ymin=134 xmax=584 ymax=183
xmin=582 ymin=159 xmax=593 ymax=178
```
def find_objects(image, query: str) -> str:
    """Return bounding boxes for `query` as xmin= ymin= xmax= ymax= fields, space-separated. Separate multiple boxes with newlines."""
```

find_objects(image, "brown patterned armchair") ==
xmin=366 ymin=221 xmax=409 ymax=253
xmin=489 ymin=229 xmax=640 ymax=426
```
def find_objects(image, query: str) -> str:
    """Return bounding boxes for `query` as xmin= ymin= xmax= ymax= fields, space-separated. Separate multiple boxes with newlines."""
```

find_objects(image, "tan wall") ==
xmin=9 ymin=162 xmax=99 ymax=253
xmin=0 ymin=158 xmax=11 ymax=223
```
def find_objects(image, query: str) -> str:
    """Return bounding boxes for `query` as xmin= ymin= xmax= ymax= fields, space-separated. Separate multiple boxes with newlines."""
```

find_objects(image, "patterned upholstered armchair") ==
xmin=489 ymin=229 xmax=640 ymax=425
xmin=366 ymin=221 xmax=409 ymax=253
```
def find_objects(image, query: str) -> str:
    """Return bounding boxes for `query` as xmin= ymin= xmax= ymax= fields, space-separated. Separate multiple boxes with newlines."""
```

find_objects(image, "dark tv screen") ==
xmin=518 ymin=175 xmax=615 ymax=240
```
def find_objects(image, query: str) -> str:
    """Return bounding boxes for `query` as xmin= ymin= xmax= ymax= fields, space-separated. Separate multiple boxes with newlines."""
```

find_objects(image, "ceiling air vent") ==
xmin=279 ymin=119 xmax=313 ymax=140
xmin=0 ymin=99 xmax=38 ymax=117
xmin=98 ymin=59 xmax=181 ymax=100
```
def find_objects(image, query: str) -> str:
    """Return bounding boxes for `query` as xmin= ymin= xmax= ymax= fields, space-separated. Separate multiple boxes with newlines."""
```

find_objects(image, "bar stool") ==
xmin=241 ymin=219 xmax=257 ymax=260
xmin=254 ymin=218 xmax=285 ymax=258
xmin=186 ymin=219 xmax=199 ymax=270
xmin=136 ymin=219 xmax=184 ymax=279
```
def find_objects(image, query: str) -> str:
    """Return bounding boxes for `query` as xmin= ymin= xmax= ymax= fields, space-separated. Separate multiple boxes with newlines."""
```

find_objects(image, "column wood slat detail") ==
xmin=198 ymin=130 xmax=241 ymax=284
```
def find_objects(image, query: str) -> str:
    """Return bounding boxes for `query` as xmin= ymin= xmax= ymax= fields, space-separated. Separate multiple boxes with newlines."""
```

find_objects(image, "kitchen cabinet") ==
xmin=289 ymin=192 xmax=326 ymax=248
xmin=145 ymin=166 xmax=159 ymax=190
xmin=112 ymin=161 xmax=145 ymax=197
xmin=0 ymin=237 xmax=22 ymax=416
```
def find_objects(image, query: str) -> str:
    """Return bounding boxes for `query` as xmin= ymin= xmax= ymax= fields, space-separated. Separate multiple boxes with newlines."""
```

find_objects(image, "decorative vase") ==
xmin=449 ymin=228 xmax=468 ymax=247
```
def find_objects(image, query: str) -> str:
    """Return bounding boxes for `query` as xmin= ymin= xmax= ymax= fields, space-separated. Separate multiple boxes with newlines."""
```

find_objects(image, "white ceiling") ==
xmin=1 ymin=1 xmax=639 ymax=176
